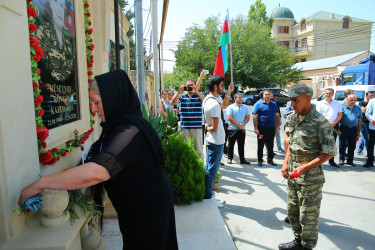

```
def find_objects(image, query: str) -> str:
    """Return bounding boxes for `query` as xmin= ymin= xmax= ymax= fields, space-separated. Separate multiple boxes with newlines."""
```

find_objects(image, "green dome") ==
xmin=271 ymin=7 xmax=294 ymax=19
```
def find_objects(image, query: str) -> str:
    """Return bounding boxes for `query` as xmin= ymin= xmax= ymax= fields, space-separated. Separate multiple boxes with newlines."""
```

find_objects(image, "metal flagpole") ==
xmin=227 ymin=9 xmax=233 ymax=83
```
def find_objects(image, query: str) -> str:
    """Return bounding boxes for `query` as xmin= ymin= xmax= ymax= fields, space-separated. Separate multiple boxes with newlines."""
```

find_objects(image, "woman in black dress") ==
xmin=19 ymin=70 xmax=178 ymax=249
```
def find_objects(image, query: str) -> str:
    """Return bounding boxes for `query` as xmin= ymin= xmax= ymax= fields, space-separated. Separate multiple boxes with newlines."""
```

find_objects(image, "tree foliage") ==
xmin=172 ymin=1 xmax=302 ymax=90
xmin=248 ymin=0 xmax=273 ymax=28
xmin=119 ymin=0 xmax=136 ymax=70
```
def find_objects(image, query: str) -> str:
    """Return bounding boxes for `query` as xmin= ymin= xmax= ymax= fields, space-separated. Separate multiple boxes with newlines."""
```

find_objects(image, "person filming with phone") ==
xmin=171 ymin=69 xmax=207 ymax=160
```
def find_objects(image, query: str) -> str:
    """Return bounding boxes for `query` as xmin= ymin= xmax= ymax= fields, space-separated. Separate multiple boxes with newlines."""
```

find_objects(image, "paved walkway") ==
xmin=102 ymin=105 xmax=375 ymax=249
xmin=102 ymin=200 xmax=236 ymax=250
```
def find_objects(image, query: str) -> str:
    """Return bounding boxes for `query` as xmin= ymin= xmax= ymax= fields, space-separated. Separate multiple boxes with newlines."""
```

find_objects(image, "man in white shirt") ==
xmin=316 ymin=88 xmax=342 ymax=167
xmin=203 ymin=75 xmax=234 ymax=207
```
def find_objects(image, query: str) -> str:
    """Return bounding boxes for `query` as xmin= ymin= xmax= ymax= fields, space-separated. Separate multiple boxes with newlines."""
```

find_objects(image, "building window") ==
xmin=277 ymin=41 xmax=290 ymax=48
xmin=278 ymin=26 xmax=289 ymax=34
xmin=301 ymin=20 xmax=306 ymax=30
xmin=301 ymin=38 xmax=307 ymax=47
xmin=295 ymin=40 xmax=299 ymax=48
xmin=301 ymin=58 xmax=306 ymax=62
xmin=343 ymin=18 xmax=349 ymax=29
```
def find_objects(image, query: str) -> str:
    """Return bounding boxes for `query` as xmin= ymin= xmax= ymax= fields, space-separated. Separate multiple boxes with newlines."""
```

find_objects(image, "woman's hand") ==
xmin=18 ymin=181 xmax=44 ymax=207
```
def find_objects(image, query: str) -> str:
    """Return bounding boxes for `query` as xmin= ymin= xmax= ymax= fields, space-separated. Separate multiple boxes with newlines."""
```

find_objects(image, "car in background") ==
xmin=313 ymin=85 xmax=375 ymax=105
xmin=266 ymin=88 xmax=290 ymax=106
xmin=242 ymin=90 xmax=261 ymax=105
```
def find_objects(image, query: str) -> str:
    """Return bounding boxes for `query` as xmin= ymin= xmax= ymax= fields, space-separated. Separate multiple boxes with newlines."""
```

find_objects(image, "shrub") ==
xmin=163 ymin=133 xmax=205 ymax=205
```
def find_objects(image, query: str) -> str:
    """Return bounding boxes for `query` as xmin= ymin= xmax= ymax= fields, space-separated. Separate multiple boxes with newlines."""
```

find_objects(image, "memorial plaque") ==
xmin=34 ymin=0 xmax=80 ymax=129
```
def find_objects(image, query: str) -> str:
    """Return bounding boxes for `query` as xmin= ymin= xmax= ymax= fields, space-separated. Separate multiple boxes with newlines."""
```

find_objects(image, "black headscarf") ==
xmin=94 ymin=69 xmax=164 ymax=169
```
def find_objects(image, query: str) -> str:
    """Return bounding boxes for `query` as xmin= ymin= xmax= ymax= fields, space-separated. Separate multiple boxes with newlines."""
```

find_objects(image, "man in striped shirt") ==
xmin=171 ymin=71 xmax=206 ymax=160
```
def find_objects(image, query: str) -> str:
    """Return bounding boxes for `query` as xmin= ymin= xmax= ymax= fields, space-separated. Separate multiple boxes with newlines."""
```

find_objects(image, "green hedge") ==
xmin=163 ymin=133 xmax=205 ymax=205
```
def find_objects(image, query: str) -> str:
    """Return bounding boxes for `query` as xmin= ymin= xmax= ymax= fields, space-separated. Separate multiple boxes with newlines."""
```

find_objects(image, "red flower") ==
xmin=32 ymin=81 xmax=38 ymax=90
xmin=289 ymin=170 xmax=300 ymax=179
xmin=87 ymin=70 xmax=93 ymax=76
xmin=242 ymin=130 xmax=246 ymax=133
xmin=90 ymin=55 xmax=94 ymax=60
xmin=47 ymin=158 xmax=57 ymax=165
xmin=28 ymin=0 xmax=33 ymax=3
xmin=86 ymin=12 xmax=91 ymax=17
xmin=34 ymin=98 xmax=40 ymax=108
xmin=29 ymin=37 xmax=39 ymax=48
xmin=42 ymin=141 xmax=47 ymax=148
xmin=27 ymin=6 xmax=36 ymax=18
xmin=258 ymin=134 xmax=264 ymax=140
xmin=89 ymin=44 xmax=95 ymax=51
xmin=372 ymin=120 xmax=375 ymax=125
xmin=29 ymin=23 xmax=37 ymax=33
xmin=62 ymin=168 xmax=68 ymax=171
xmin=88 ymin=21 xmax=92 ymax=26
xmin=84 ymin=3 xmax=89 ymax=8
xmin=61 ymin=151 xmax=68 ymax=157
xmin=37 ymin=126 xmax=49 ymax=141
xmin=33 ymin=53 xmax=41 ymax=62
xmin=87 ymin=28 xmax=93 ymax=35
xmin=52 ymin=148 xmax=59 ymax=154
xmin=37 ymin=68 xmax=41 ymax=76
xmin=39 ymin=151 xmax=53 ymax=164
xmin=35 ymin=46 xmax=44 ymax=57
xmin=35 ymin=94 xmax=43 ymax=105
xmin=88 ymin=78 xmax=92 ymax=83
xmin=355 ymin=137 xmax=359 ymax=142
xmin=39 ymin=108 xmax=44 ymax=116
xmin=87 ymin=62 xmax=93 ymax=68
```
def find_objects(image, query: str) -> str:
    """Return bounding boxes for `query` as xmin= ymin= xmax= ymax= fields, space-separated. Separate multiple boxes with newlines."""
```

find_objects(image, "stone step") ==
xmin=102 ymin=199 xmax=236 ymax=250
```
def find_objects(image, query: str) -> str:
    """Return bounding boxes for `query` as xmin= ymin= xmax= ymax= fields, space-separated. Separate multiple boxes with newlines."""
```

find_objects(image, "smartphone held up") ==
xmin=184 ymin=86 xmax=193 ymax=91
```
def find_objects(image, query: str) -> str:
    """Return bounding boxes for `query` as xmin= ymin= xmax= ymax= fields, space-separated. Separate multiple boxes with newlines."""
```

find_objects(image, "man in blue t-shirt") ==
xmin=171 ymin=70 xmax=206 ymax=160
xmin=339 ymin=94 xmax=362 ymax=167
xmin=252 ymin=89 xmax=280 ymax=166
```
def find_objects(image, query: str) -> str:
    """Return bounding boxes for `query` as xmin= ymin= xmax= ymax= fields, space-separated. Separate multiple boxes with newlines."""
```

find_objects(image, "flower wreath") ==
xmin=27 ymin=0 xmax=95 ymax=165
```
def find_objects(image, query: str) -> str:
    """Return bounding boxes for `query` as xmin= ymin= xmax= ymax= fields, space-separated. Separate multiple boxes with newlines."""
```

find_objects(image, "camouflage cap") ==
xmin=287 ymin=83 xmax=313 ymax=97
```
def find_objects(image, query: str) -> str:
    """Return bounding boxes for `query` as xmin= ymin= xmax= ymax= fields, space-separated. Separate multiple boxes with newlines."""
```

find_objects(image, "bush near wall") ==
xmin=163 ymin=133 xmax=205 ymax=205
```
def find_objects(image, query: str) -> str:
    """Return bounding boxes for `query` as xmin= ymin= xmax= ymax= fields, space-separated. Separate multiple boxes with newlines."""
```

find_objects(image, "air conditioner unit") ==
xmin=324 ymin=75 xmax=330 ymax=80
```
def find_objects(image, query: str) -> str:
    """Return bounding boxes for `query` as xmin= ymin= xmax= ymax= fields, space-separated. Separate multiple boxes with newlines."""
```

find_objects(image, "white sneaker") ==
xmin=211 ymin=197 xmax=223 ymax=208
xmin=214 ymin=196 xmax=222 ymax=202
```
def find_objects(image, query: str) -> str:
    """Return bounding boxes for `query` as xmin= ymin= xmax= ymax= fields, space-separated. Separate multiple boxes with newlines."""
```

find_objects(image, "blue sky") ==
xmin=138 ymin=0 xmax=375 ymax=72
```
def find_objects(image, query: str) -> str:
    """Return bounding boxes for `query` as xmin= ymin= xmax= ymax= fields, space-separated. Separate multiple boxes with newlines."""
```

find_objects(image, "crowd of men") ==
xmin=162 ymin=71 xmax=374 ymax=249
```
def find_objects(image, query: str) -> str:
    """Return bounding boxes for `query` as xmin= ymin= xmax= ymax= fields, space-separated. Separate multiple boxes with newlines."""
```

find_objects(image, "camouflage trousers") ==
xmin=287 ymin=182 xmax=323 ymax=249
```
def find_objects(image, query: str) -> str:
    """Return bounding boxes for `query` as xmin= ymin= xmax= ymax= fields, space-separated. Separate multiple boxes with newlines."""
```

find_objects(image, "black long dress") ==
xmin=90 ymin=70 xmax=178 ymax=249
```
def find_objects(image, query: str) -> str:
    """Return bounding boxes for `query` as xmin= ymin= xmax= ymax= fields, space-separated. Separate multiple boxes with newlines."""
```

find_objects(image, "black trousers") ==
xmin=223 ymin=124 xmax=230 ymax=154
xmin=339 ymin=125 xmax=357 ymax=163
xmin=258 ymin=127 xmax=275 ymax=162
xmin=227 ymin=129 xmax=246 ymax=161
xmin=367 ymin=129 xmax=375 ymax=163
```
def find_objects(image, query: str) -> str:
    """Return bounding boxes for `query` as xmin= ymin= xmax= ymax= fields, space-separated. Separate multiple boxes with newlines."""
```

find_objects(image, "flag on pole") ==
xmin=214 ymin=11 xmax=231 ymax=77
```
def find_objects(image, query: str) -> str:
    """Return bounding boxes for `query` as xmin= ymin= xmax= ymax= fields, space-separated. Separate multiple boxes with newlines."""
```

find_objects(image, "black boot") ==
xmin=278 ymin=238 xmax=302 ymax=250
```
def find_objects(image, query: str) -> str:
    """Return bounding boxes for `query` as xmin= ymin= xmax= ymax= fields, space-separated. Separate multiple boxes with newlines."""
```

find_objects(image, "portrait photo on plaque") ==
xmin=34 ymin=0 xmax=80 ymax=129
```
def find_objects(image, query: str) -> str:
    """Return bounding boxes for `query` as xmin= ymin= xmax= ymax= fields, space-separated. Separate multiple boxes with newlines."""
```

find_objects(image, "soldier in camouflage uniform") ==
xmin=279 ymin=83 xmax=337 ymax=250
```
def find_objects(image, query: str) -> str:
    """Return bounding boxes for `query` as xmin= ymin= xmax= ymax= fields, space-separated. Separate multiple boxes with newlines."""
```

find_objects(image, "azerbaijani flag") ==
xmin=214 ymin=11 xmax=231 ymax=77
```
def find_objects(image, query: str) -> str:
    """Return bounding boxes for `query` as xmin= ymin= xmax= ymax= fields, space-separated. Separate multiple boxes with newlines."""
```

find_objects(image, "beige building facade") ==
xmin=271 ymin=7 xmax=373 ymax=62
xmin=286 ymin=51 xmax=372 ymax=98
xmin=0 ymin=0 xmax=130 ymax=249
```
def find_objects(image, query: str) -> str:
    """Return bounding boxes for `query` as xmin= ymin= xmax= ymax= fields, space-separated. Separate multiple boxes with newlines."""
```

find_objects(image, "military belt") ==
xmin=290 ymin=154 xmax=317 ymax=163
